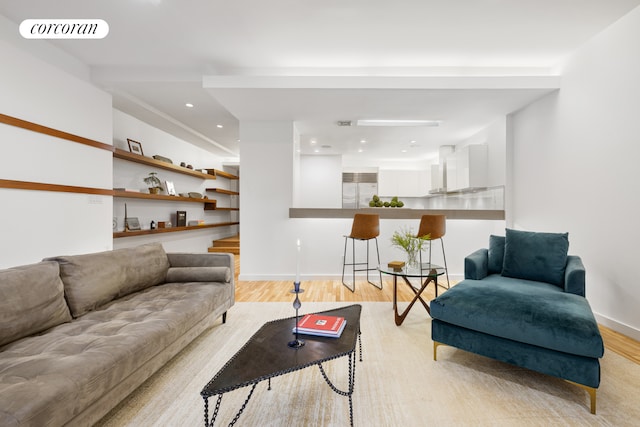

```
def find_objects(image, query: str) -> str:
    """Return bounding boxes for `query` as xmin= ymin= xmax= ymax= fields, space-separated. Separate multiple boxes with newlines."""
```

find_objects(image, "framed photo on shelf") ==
xmin=127 ymin=138 xmax=144 ymax=156
xmin=165 ymin=180 xmax=176 ymax=196
xmin=125 ymin=217 xmax=141 ymax=231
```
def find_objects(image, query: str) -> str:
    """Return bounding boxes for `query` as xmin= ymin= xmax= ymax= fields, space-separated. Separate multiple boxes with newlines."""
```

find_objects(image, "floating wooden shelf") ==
xmin=205 ymin=188 xmax=239 ymax=196
xmin=205 ymin=169 xmax=239 ymax=179
xmin=113 ymin=190 xmax=216 ymax=209
xmin=114 ymin=148 xmax=215 ymax=180
xmin=214 ymin=207 xmax=240 ymax=211
xmin=113 ymin=222 xmax=240 ymax=238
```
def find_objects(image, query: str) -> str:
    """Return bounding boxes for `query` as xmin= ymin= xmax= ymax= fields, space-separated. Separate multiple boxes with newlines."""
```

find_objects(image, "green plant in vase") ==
xmin=143 ymin=172 xmax=163 ymax=194
xmin=390 ymin=227 xmax=430 ymax=268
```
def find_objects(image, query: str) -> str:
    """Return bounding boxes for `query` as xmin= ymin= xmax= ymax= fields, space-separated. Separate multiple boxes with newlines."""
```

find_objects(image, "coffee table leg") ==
xmin=318 ymin=351 xmax=357 ymax=427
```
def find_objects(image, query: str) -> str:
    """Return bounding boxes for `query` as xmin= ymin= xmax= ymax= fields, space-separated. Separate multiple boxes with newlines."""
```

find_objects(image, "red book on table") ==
xmin=293 ymin=313 xmax=347 ymax=338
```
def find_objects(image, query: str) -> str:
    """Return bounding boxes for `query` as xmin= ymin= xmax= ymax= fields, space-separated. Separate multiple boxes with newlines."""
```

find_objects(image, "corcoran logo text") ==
xmin=19 ymin=19 xmax=109 ymax=39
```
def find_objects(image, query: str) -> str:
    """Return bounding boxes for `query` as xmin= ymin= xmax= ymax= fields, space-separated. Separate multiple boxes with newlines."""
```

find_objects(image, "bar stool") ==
xmin=342 ymin=213 xmax=383 ymax=292
xmin=416 ymin=214 xmax=450 ymax=289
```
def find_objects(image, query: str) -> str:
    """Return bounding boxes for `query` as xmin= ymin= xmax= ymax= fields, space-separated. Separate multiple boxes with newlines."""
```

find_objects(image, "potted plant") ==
xmin=143 ymin=172 xmax=163 ymax=194
xmin=390 ymin=226 xmax=430 ymax=268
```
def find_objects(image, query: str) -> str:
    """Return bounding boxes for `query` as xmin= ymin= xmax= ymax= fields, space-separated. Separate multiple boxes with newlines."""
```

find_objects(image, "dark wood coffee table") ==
xmin=201 ymin=304 xmax=362 ymax=426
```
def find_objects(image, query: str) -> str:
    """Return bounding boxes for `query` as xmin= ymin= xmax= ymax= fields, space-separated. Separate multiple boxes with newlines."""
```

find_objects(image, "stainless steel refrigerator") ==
xmin=342 ymin=172 xmax=378 ymax=209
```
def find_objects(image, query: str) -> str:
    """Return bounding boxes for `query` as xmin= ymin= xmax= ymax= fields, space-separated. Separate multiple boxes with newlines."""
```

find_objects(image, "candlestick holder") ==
xmin=288 ymin=281 xmax=305 ymax=349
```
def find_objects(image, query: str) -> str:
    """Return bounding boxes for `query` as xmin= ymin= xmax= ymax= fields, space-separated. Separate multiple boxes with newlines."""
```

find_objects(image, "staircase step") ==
xmin=208 ymin=246 xmax=240 ymax=255
xmin=213 ymin=238 xmax=239 ymax=247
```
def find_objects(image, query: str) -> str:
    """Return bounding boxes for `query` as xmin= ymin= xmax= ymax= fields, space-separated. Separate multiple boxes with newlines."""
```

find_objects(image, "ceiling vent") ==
xmin=337 ymin=121 xmax=352 ymax=126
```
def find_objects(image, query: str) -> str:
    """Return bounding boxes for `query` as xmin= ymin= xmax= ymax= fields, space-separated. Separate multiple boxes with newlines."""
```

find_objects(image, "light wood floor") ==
xmin=233 ymin=257 xmax=640 ymax=365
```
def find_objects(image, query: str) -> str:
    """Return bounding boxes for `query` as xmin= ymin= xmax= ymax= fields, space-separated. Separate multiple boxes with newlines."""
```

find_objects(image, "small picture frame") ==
xmin=165 ymin=180 xmax=176 ymax=196
xmin=127 ymin=138 xmax=144 ymax=156
xmin=125 ymin=217 xmax=141 ymax=231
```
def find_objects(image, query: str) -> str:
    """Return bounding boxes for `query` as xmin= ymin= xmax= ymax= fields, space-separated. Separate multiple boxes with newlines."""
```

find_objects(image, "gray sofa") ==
xmin=430 ymin=229 xmax=604 ymax=413
xmin=0 ymin=243 xmax=234 ymax=426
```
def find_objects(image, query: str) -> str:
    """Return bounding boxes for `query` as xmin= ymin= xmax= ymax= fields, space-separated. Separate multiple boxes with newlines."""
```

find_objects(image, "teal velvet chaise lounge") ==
xmin=430 ymin=229 xmax=604 ymax=413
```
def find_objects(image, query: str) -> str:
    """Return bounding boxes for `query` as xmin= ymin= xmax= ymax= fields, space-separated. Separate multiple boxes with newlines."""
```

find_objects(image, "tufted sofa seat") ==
xmin=0 ymin=243 xmax=234 ymax=426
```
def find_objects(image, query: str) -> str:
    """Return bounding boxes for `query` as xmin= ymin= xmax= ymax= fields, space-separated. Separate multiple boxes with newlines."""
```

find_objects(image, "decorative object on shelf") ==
xmin=125 ymin=217 xmax=141 ymax=231
xmin=158 ymin=221 xmax=166 ymax=228
xmin=188 ymin=219 xmax=205 ymax=226
xmin=123 ymin=203 xmax=141 ymax=231
xmin=143 ymin=172 xmax=163 ymax=194
xmin=187 ymin=164 xmax=193 ymax=169
xmin=176 ymin=210 xmax=186 ymax=227
xmin=152 ymin=154 xmax=172 ymax=164
xmin=179 ymin=193 xmax=189 ymax=197
xmin=289 ymin=239 xmax=305 ymax=349
xmin=390 ymin=227 xmax=429 ymax=268
xmin=113 ymin=217 xmax=117 ymax=230
xmin=180 ymin=162 xmax=186 ymax=167
xmin=127 ymin=138 xmax=143 ymax=156
xmin=369 ymin=195 xmax=404 ymax=208
xmin=188 ymin=192 xmax=203 ymax=199
xmin=150 ymin=220 xmax=156 ymax=230
xmin=165 ymin=180 xmax=176 ymax=196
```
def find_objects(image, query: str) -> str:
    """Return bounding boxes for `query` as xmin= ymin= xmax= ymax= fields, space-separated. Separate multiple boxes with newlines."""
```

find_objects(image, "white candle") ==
xmin=295 ymin=238 xmax=301 ymax=284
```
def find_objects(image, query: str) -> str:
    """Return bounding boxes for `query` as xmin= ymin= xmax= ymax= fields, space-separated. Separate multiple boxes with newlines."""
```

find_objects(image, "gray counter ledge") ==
xmin=289 ymin=208 xmax=505 ymax=220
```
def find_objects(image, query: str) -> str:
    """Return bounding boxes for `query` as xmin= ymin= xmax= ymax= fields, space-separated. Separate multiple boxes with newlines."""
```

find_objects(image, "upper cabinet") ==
xmin=378 ymin=169 xmax=430 ymax=197
xmin=445 ymin=145 xmax=487 ymax=192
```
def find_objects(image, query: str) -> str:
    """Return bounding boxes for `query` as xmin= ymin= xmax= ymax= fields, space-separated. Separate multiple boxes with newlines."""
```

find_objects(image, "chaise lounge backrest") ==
xmin=465 ymin=229 xmax=585 ymax=297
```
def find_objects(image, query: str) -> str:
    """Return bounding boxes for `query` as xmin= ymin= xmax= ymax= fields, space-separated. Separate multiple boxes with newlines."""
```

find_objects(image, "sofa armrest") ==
xmin=465 ymin=248 xmax=489 ymax=280
xmin=564 ymin=255 xmax=585 ymax=297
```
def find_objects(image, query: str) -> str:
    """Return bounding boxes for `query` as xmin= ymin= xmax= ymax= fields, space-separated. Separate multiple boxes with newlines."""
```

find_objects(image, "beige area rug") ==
xmin=96 ymin=302 xmax=640 ymax=427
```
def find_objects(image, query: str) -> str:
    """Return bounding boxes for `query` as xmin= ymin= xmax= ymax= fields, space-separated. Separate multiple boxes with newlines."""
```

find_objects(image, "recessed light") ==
xmin=310 ymin=139 xmax=317 ymax=145
xmin=314 ymin=149 xmax=320 ymax=153
xmin=410 ymin=140 xmax=417 ymax=144
xmin=358 ymin=148 xmax=364 ymax=153
xmin=401 ymin=149 xmax=408 ymax=153
xmin=216 ymin=124 xmax=223 ymax=128
xmin=357 ymin=119 xmax=441 ymax=127
xmin=360 ymin=139 xmax=366 ymax=144
xmin=185 ymin=103 xmax=194 ymax=108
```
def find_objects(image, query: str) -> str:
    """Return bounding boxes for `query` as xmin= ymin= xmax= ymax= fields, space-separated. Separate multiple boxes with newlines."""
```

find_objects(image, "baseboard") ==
xmin=594 ymin=312 xmax=640 ymax=342
xmin=238 ymin=273 xmax=465 ymax=282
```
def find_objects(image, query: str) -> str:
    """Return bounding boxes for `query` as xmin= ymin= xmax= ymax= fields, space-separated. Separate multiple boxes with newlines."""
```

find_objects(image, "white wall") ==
xmin=112 ymin=109 xmax=238 ymax=252
xmin=239 ymin=121 xmax=300 ymax=279
xmin=0 ymin=32 xmax=113 ymax=268
xmin=510 ymin=6 xmax=640 ymax=339
xmin=298 ymin=155 xmax=342 ymax=208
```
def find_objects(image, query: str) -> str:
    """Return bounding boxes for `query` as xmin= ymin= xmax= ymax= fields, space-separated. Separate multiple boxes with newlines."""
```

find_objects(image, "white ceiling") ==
xmin=1 ymin=0 xmax=639 ymax=162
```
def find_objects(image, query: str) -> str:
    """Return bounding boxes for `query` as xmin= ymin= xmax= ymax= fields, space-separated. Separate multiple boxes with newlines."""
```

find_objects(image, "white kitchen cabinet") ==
xmin=445 ymin=145 xmax=487 ymax=191
xmin=379 ymin=169 xmax=430 ymax=197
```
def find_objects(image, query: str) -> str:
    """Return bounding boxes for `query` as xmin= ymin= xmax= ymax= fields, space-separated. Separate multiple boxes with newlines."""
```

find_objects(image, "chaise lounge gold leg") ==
xmin=433 ymin=341 xmax=444 ymax=361
xmin=566 ymin=380 xmax=597 ymax=414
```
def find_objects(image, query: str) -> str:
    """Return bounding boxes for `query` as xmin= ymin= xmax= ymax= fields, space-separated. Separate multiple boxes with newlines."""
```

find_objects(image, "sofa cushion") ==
xmin=502 ymin=229 xmax=569 ymax=287
xmin=430 ymin=277 xmax=604 ymax=358
xmin=166 ymin=266 xmax=230 ymax=283
xmin=487 ymin=235 xmax=505 ymax=274
xmin=0 ymin=262 xmax=72 ymax=347
xmin=46 ymin=243 xmax=170 ymax=318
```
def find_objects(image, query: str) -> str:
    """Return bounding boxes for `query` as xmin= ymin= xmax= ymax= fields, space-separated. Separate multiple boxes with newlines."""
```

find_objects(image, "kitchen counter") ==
xmin=289 ymin=208 xmax=504 ymax=220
